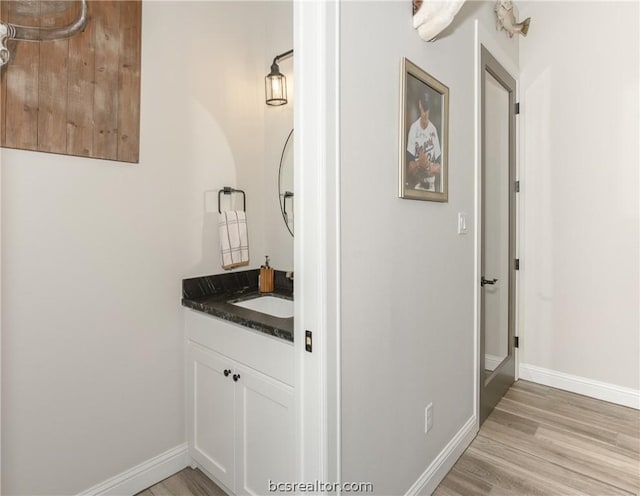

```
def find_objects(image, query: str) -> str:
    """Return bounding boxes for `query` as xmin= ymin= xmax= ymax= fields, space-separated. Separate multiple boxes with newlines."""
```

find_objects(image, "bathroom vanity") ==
xmin=182 ymin=270 xmax=294 ymax=495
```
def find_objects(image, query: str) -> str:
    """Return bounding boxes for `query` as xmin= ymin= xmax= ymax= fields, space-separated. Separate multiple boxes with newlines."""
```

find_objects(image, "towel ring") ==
xmin=218 ymin=187 xmax=246 ymax=214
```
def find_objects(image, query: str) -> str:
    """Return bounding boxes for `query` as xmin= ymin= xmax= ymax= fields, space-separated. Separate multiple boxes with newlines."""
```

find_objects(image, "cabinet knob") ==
xmin=233 ymin=373 xmax=240 ymax=382
xmin=223 ymin=369 xmax=231 ymax=377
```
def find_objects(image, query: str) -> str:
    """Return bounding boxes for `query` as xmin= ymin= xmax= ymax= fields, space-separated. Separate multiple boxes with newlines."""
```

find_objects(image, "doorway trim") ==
xmin=294 ymin=0 xmax=341 ymax=487
xmin=473 ymin=21 xmax=520 ymax=431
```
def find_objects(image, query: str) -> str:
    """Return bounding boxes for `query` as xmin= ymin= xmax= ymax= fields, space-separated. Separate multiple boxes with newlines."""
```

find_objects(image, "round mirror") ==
xmin=278 ymin=129 xmax=294 ymax=237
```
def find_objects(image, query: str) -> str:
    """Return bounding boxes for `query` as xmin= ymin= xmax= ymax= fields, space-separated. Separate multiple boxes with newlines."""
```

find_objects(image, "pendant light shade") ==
xmin=265 ymin=49 xmax=293 ymax=106
xmin=265 ymin=62 xmax=288 ymax=106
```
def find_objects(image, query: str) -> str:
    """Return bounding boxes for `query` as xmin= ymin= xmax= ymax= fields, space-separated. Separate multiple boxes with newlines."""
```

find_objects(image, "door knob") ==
xmin=481 ymin=277 xmax=498 ymax=287
xmin=223 ymin=369 xmax=231 ymax=377
xmin=233 ymin=374 xmax=241 ymax=382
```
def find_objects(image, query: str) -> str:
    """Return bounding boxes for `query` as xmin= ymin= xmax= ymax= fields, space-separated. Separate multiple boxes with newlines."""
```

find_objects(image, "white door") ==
xmin=188 ymin=344 xmax=236 ymax=491
xmin=235 ymin=364 xmax=295 ymax=496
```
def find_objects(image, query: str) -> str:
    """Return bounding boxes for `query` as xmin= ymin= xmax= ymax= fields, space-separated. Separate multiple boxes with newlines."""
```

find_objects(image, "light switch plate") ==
xmin=457 ymin=212 xmax=469 ymax=234
xmin=425 ymin=402 xmax=434 ymax=433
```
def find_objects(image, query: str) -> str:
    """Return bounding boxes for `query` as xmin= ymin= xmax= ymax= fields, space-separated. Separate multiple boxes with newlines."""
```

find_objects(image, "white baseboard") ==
xmin=519 ymin=363 xmax=640 ymax=410
xmin=76 ymin=443 xmax=189 ymax=496
xmin=405 ymin=416 xmax=477 ymax=496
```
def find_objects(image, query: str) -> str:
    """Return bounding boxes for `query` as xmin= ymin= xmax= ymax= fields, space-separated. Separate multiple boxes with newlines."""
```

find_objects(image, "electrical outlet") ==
xmin=425 ymin=403 xmax=433 ymax=433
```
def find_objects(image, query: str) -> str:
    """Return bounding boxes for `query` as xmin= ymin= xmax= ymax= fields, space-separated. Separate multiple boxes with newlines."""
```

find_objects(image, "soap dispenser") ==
xmin=259 ymin=256 xmax=274 ymax=293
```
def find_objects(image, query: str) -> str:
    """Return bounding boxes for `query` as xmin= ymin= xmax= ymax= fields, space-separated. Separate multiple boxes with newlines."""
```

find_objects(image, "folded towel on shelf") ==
xmin=219 ymin=210 xmax=249 ymax=270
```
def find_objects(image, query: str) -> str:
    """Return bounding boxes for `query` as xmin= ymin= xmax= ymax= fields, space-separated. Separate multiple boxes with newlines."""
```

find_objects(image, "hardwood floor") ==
xmin=138 ymin=380 xmax=639 ymax=496
xmin=135 ymin=468 xmax=225 ymax=496
xmin=436 ymin=380 xmax=640 ymax=496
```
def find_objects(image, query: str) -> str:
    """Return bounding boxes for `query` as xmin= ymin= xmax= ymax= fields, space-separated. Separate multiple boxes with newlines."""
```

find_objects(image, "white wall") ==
xmin=1 ymin=2 xmax=291 ymax=494
xmin=177 ymin=2 xmax=293 ymax=277
xmin=518 ymin=1 xmax=639 ymax=391
xmin=339 ymin=2 xmax=517 ymax=493
xmin=264 ymin=5 xmax=294 ymax=271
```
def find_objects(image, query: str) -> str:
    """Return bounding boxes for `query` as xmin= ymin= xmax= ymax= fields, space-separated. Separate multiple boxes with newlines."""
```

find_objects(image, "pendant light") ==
xmin=266 ymin=49 xmax=293 ymax=106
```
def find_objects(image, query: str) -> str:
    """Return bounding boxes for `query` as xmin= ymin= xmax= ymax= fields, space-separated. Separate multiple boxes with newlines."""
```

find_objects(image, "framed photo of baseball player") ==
xmin=399 ymin=58 xmax=449 ymax=202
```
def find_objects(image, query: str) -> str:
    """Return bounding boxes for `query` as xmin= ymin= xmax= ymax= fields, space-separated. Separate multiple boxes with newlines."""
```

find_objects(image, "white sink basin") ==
xmin=231 ymin=296 xmax=293 ymax=319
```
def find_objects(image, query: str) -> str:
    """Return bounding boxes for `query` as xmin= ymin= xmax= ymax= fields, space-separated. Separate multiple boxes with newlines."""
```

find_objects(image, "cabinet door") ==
xmin=234 ymin=365 xmax=295 ymax=496
xmin=188 ymin=343 xmax=236 ymax=491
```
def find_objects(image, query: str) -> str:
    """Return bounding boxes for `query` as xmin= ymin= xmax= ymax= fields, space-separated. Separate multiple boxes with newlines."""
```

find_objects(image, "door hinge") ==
xmin=514 ymin=336 xmax=519 ymax=348
xmin=515 ymin=180 xmax=520 ymax=192
xmin=515 ymin=258 xmax=520 ymax=270
xmin=515 ymin=102 xmax=520 ymax=115
xmin=305 ymin=330 xmax=313 ymax=353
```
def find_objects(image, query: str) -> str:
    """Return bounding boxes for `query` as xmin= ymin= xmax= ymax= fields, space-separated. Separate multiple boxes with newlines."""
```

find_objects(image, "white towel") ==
xmin=219 ymin=211 xmax=249 ymax=270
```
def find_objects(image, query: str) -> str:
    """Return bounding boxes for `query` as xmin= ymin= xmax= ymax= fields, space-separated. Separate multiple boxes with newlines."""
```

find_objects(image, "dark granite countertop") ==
xmin=182 ymin=269 xmax=294 ymax=342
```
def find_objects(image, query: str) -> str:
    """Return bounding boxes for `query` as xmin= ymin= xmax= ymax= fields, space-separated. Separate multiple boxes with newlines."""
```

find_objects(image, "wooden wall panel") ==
xmin=38 ymin=1 xmax=72 ymax=154
xmin=0 ymin=0 xmax=141 ymax=163
xmin=92 ymin=0 xmax=120 ymax=160
xmin=117 ymin=0 xmax=140 ymax=162
xmin=66 ymin=0 xmax=94 ymax=158
xmin=4 ymin=0 xmax=40 ymax=150
xmin=0 ymin=0 xmax=6 ymax=144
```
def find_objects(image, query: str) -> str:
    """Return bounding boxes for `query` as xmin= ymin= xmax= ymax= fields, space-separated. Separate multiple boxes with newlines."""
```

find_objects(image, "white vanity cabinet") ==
xmin=185 ymin=308 xmax=295 ymax=496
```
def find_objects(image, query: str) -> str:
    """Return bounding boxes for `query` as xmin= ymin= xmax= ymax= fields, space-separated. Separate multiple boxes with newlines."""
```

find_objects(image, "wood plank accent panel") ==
xmin=66 ymin=0 xmax=94 ymax=158
xmin=0 ymin=0 xmax=6 ymax=144
xmin=37 ymin=0 xmax=73 ymax=154
xmin=116 ymin=0 xmax=140 ymax=162
xmin=4 ymin=0 xmax=40 ymax=151
xmin=0 ymin=0 xmax=141 ymax=163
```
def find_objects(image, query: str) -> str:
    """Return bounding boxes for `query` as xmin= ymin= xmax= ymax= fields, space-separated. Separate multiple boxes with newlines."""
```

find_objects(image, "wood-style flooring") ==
xmin=138 ymin=380 xmax=639 ymax=496
xmin=436 ymin=380 xmax=640 ymax=496
xmin=135 ymin=467 xmax=225 ymax=496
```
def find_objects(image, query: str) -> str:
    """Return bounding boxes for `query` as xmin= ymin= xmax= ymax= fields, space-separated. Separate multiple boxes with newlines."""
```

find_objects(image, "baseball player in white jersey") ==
xmin=406 ymin=92 xmax=442 ymax=191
